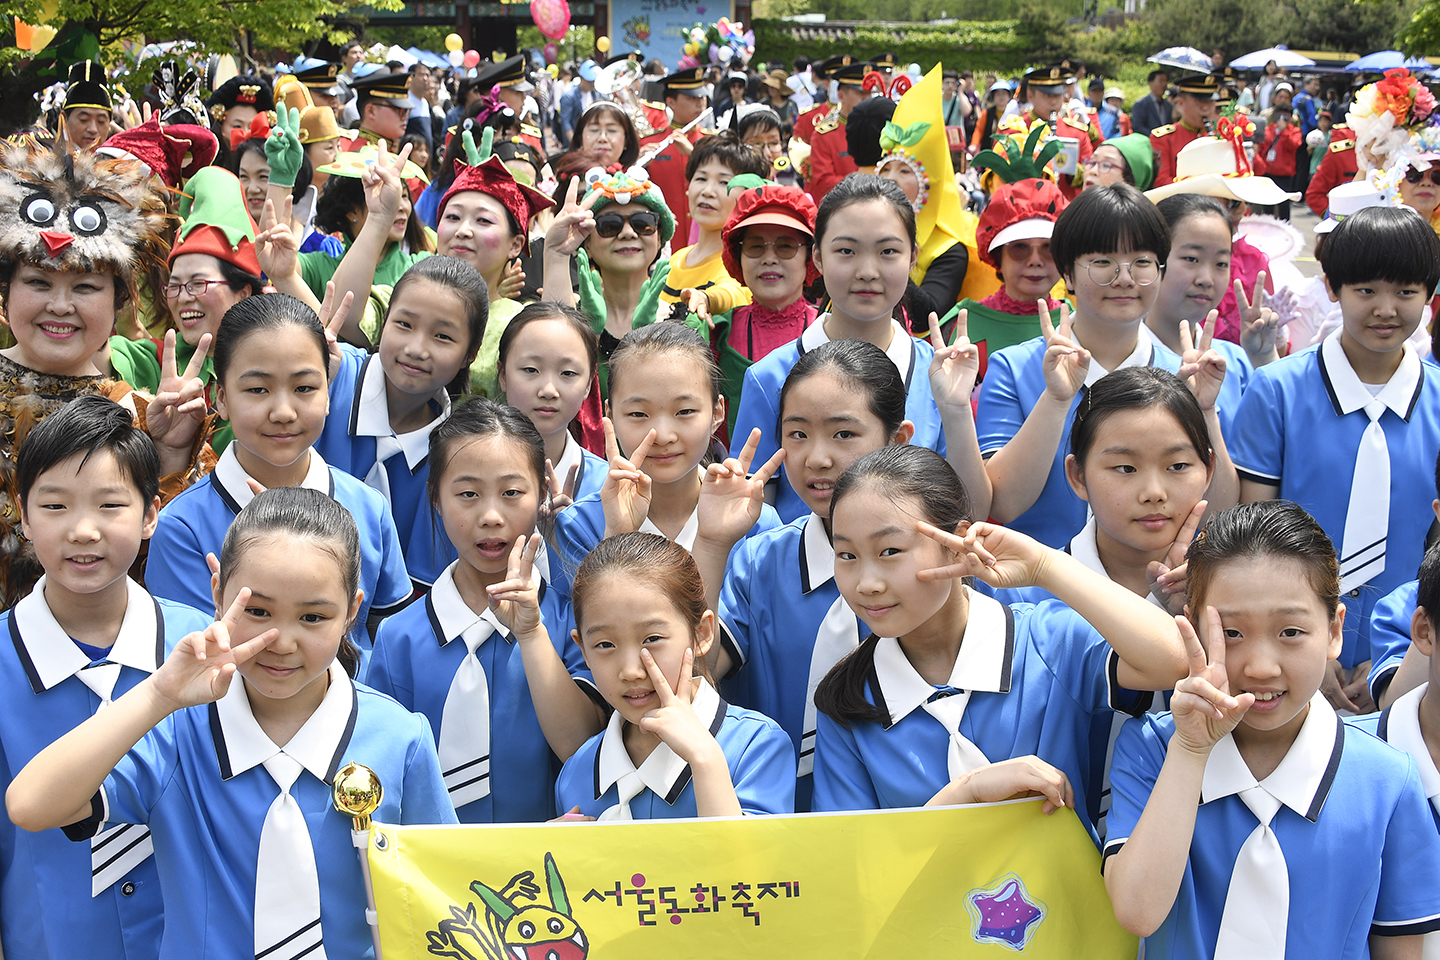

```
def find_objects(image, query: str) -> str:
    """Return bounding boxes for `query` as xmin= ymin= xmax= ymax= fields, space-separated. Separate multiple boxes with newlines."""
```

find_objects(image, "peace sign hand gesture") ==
xmin=1176 ymin=311 xmax=1227 ymax=413
xmin=360 ymin=140 xmax=413 ymax=224
xmin=1170 ymin=607 xmax=1253 ymax=757
xmin=486 ymin=534 xmax=545 ymax=642
xmin=637 ymin=647 xmax=721 ymax=766
xmin=539 ymin=458 xmax=580 ymax=523
xmin=697 ymin=428 xmax=786 ymax=549
xmin=1040 ymin=300 xmax=1090 ymax=403
xmin=151 ymin=588 xmax=279 ymax=712
xmin=600 ymin=417 xmax=654 ymax=538
xmin=915 ymin=519 xmax=1048 ymax=590
xmin=1147 ymin=499 xmax=1206 ymax=616
xmin=255 ymin=196 xmax=298 ymax=282
xmin=545 ymin=177 xmax=598 ymax=257
xmin=929 ymin=309 xmax=981 ymax=409
xmin=1236 ymin=271 xmax=1283 ymax=366
xmin=146 ymin=329 xmax=211 ymax=459
xmin=316 ymin=280 xmax=355 ymax=380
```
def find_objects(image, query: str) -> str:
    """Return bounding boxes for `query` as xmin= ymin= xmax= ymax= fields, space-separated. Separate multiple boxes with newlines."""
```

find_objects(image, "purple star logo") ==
xmin=967 ymin=874 xmax=1046 ymax=952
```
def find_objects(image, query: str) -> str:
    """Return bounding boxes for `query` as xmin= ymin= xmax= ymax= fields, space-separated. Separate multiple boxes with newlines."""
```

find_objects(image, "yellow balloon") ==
xmin=596 ymin=35 xmax=611 ymax=53
xmin=445 ymin=33 xmax=463 ymax=52
xmin=547 ymin=64 xmax=559 ymax=78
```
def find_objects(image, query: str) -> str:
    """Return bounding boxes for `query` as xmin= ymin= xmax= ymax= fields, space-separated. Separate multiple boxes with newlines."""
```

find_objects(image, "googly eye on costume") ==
xmin=21 ymin=194 xmax=56 ymax=226
xmin=69 ymin=202 xmax=107 ymax=236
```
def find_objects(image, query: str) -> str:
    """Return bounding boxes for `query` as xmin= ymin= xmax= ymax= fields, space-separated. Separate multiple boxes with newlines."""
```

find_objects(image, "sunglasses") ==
xmin=1405 ymin=167 xmax=1440 ymax=186
xmin=594 ymin=210 xmax=660 ymax=238
xmin=740 ymin=236 xmax=804 ymax=259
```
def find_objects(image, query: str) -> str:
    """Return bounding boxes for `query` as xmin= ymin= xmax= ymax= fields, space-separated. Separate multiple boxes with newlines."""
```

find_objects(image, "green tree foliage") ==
xmin=1145 ymin=0 xmax=1414 ymax=55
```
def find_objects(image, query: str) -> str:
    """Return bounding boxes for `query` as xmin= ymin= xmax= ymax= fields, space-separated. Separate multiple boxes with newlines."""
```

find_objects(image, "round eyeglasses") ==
xmin=1082 ymin=256 xmax=1161 ymax=286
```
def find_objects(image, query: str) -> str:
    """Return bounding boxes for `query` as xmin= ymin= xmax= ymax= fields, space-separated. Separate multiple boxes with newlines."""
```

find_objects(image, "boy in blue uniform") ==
xmin=1104 ymin=502 xmax=1440 ymax=960
xmin=1351 ymin=540 xmax=1440 ymax=956
xmin=1231 ymin=206 xmax=1440 ymax=702
xmin=0 ymin=396 xmax=211 ymax=960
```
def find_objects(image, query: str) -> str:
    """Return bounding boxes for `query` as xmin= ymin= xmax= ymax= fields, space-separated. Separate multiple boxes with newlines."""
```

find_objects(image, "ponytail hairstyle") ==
xmin=1070 ymin=367 xmax=1212 ymax=470
xmin=1155 ymin=192 xmax=1231 ymax=236
xmin=814 ymin=174 xmax=917 ymax=253
xmin=497 ymin=301 xmax=600 ymax=382
xmin=219 ymin=486 xmax=363 ymax=677
xmin=606 ymin=322 xmax=723 ymax=410
xmin=427 ymin=396 xmax=549 ymax=511
xmin=385 ymin=256 xmax=490 ymax=393
xmin=776 ymin=338 xmax=907 ymax=444
xmin=571 ymin=532 xmax=715 ymax=684
xmin=213 ymin=293 xmax=329 ymax=386
xmin=1185 ymin=501 xmax=1341 ymax=621
xmin=816 ymin=445 xmax=972 ymax=727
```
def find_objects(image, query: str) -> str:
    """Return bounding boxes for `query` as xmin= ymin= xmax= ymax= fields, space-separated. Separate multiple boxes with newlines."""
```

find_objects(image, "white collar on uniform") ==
xmin=593 ymin=677 xmax=725 ymax=805
xmin=800 ymin=315 xmax=914 ymax=385
xmin=426 ymin=562 xmax=512 ymax=646
xmin=350 ymin=353 xmax=451 ymax=473
xmin=1201 ymin=693 xmax=1344 ymax=820
xmin=1072 ymin=329 xmax=1153 ymax=388
xmin=1066 ymin=517 xmax=1165 ymax=609
xmin=1318 ymin=330 xmax=1424 ymax=421
xmin=211 ymin=661 xmax=358 ymax=783
xmin=212 ymin=444 xmax=332 ymax=513
xmin=1383 ymin=682 xmax=1440 ymax=808
xmin=799 ymin=513 xmax=835 ymax=593
xmin=640 ymin=506 xmax=700 ymax=552
xmin=870 ymin=587 xmax=1015 ymax=728
xmin=9 ymin=577 xmax=164 ymax=693
xmin=553 ymin=433 xmax=590 ymax=498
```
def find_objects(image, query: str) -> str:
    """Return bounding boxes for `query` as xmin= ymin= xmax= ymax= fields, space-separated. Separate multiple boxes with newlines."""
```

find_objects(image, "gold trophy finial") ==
xmin=333 ymin=762 xmax=383 ymax=831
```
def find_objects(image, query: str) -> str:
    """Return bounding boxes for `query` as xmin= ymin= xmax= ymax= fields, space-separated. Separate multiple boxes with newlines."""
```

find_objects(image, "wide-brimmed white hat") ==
xmin=1314 ymin=180 xmax=1393 ymax=233
xmin=1144 ymin=136 xmax=1301 ymax=205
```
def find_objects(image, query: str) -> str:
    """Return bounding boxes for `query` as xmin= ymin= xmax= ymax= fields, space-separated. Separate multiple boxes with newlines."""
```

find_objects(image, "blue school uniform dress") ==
xmin=729 ymin=318 xmax=947 ymax=524
xmin=551 ymin=484 xmax=783 ymax=597
xmin=316 ymin=343 xmax=455 ymax=590
xmin=1140 ymin=322 xmax=1251 ymax=436
xmin=977 ymin=330 xmax=1182 ymax=548
xmin=810 ymin=588 xmax=1144 ymax=839
xmin=554 ymin=678 xmax=795 ymax=818
xmin=367 ymin=556 xmax=593 ymax=823
xmin=0 ymin=579 xmax=210 ymax=960
xmin=1107 ymin=696 xmax=1440 ymax=960
xmin=717 ymin=512 xmax=868 ymax=812
xmin=552 ymin=431 xmax=608 ymax=507
xmin=147 ymin=445 xmax=413 ymax=678
xmin=65 ymin=663 xmax=456 ymax=960
xmin=1229 ymin=335 xmax=1440 ymax=668
xmin=1366 ymin=579 xmax=1420 ymax=704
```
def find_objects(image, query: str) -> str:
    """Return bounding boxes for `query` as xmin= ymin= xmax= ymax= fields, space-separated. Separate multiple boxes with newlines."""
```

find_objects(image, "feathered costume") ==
xmin=0 ymin=138 xmax=211 ymax=607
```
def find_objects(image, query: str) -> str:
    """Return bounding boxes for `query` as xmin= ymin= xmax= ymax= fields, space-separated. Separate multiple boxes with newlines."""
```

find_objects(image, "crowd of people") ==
xmin=3 ymin=38 xmax=1440 ymax=960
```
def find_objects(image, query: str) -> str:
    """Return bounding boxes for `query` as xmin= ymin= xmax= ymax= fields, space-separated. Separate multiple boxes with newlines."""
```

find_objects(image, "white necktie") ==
xmin=1214 ymin=785 xmax=1287 ymax=960
xmin=922 ymin=689 xmax=991 ymax=781
xmin=598 ymin=770 xmax=647 ymax=821
xmin=798 ymin=596 xmax=860 ymax=778
xmin=437 ymin=619 xmax=497 ymax=807
xmin=1339 ymin=399 xmax=1389 ymax=593
xmin=81 ymin=661 xmax=155 ymax=897
xmin=254 ymin=754 xmax=327 ymax=960
xmin=363 ymin=435 xmax=405 ymax=504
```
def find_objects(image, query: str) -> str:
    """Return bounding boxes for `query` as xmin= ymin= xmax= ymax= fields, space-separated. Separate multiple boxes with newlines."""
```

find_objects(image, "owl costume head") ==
xmin=0 ymin=137 xmax=175 ymax=308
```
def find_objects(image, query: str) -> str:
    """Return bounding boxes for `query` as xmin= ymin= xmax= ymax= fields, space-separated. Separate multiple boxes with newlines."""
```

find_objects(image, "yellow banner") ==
xmin=366 ymin=799 xmax=1137 ymax=958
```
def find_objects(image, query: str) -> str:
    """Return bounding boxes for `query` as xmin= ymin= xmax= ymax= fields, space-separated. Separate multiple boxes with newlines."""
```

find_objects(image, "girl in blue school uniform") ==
xmin=977 ymin=184 xmax=1183 ymax=549
xmin=6 ymin=487 xmax=457 ymax=960
xmin=728 ymin=175 xmax=949 ymax=524
xmin=809 ymin=445 xmax=1189 ymax=839
xmin=553 ymin=533 xmax=795 ymax=819
xmin=495 ymin=302 xmax=609 ymax=512
xmin=1103 ymin=501 xmax=1440 ymax=960
xmin=714 ymin=334 xmax=973 ymax=811
xmin=316 ymin=255 xmax=489 ymax=591
xmin=1230 ymin=205 xmax=1440 ymax=711
xmin=146 ymin=294 xmax=412 ymax=678
xmin=553 ymin=322 xmax=783 ymax=593
xmin=0 ymin=397 xmax=214 ymax=960
xmin=367 ymin=399 xmax=606 ymax=822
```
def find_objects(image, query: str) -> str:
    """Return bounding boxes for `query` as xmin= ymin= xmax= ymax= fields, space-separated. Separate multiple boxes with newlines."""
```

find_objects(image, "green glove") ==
xmin=265 ymin=105 xmax=304 ymax=189
xmin=460 ymin=125 xmax=495 ymax=166
xmin=575 ymin=248 xmax=607 ymax=333
xmin=632 ymin=258 xmax=671 ymax=330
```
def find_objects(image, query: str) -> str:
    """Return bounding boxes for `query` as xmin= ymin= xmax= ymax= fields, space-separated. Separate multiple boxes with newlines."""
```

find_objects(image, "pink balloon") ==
xmin=543 ymin=42 xmax=559 ymax=64
xmin=463 ymin=49 xmax=481 ymax=68
xmin=530 ymin=0 xmax=571 ymax=40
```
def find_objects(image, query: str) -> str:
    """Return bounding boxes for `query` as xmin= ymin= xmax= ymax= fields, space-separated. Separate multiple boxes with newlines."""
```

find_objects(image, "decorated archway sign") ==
xmin=606 ymin=0 xmax=734 ymax=67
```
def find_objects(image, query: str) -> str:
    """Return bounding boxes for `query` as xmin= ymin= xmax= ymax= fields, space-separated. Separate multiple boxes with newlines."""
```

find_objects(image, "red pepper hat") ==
xmin=98 ymin=117 xmax=218 ymax=189
xmin=440 ymin=156 xmax=556 ymax=254
xmin=974 ymin=178 xmax=1068 ymax=269
xmin=721 ymin=177 xmax=821 ymax=286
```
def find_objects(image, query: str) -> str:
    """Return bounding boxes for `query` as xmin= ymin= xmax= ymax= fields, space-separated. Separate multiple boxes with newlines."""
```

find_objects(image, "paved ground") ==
xmin=1289 ymin=203 xmax=1322 ymax=279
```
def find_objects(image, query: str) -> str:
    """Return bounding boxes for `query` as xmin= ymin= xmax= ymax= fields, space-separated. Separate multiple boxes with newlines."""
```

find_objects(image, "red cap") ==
xmin=440 ymin=156 xmax=555 ymax=254
xmin=975 ymin=179 xmax=1068 ymax=268
xmin=99 ymin=117 xmax=218 ymax=188
xmin=168 ymin=223 xmax=261 ymax=276
xmin=721 ymin=184 xmax=820 ymax=286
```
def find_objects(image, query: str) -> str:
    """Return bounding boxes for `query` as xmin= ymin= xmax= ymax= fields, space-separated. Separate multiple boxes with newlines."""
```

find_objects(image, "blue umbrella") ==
xmin=1148 ymin=47 xmax=1213 ymax=73
xmin=1347 ymin=50 xmax=1434 ymax=72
